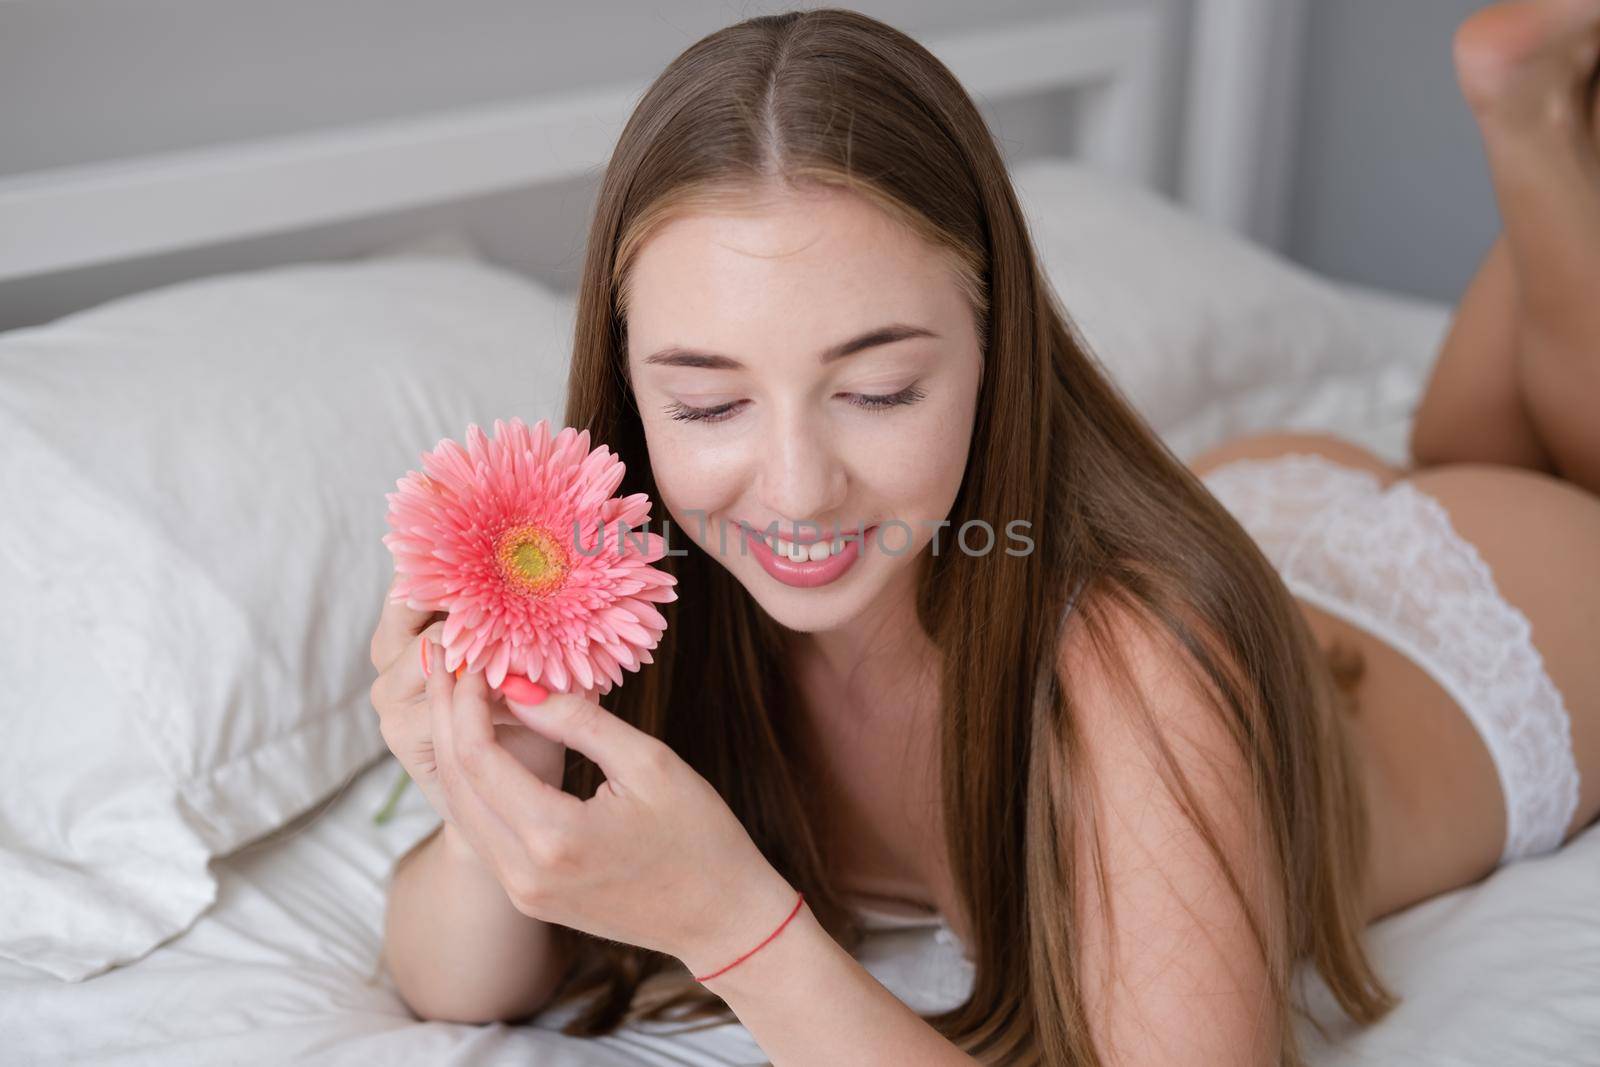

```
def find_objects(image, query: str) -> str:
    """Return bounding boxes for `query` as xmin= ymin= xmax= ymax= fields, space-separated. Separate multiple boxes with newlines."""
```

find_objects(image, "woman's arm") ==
xmin=703 ymin=599 xmax=1282 ymax=1067
xmin=384 ymin=821 xmax=572 ymax=1023
xmin=1061 ymin=602 xmax=1284 ymax=1066
xmin=696 ymin=891 xmax=978 ymax=1066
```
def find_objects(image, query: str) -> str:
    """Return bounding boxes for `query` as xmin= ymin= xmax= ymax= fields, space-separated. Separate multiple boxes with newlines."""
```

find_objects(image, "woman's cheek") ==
xmin=861 ymin=402 xmax=972 ymax=516
xmin=639 ymin=420 xmax=694 ymax=529
xmin=651 ymin=437 xmax=744 ymax=545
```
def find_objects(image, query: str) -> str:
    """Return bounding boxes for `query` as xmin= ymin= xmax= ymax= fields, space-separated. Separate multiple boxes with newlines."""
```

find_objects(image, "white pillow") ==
xmin=0 ymin=253 xmax=575 ymax=980
xmin=1007 ymin=159 xmax=1447 ymax=464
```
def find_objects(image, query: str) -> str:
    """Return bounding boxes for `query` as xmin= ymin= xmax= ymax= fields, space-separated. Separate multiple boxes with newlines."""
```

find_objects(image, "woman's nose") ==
xmin=756 ymin=415 xmax=847 ymax=524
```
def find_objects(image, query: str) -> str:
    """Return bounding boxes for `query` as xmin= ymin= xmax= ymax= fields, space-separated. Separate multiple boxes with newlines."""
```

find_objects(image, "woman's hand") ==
xmin=423 ymin=642 xmax=799 ymax=977
xmin=368 ymin=573 xmax=573 ymax=826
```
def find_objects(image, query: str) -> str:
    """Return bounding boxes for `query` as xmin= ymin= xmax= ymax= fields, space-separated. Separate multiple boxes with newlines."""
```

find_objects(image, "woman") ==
xmin=369 ymin=4 xmax=1600 ymax=1064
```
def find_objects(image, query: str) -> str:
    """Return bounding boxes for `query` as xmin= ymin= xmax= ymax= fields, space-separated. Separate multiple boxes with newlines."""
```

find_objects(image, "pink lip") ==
xmin=741 ymin=524 xmax=878 ymax=589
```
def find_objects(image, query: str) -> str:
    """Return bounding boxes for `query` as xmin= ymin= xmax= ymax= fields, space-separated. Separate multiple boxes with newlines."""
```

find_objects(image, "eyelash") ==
xmin=664 ymin=384 xmax=928 ymax=424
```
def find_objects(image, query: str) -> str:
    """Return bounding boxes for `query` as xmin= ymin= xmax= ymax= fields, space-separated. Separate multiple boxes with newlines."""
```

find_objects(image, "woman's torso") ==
xmin=814 ymin=594 xmax=1505 ymax=950
xmin=812 ymin=461 xmax=1515 ymax=947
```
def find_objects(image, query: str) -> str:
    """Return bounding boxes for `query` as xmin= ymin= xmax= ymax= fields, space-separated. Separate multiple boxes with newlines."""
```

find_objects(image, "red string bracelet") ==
xmin=693 ymin=890 xmax=806 ymax=983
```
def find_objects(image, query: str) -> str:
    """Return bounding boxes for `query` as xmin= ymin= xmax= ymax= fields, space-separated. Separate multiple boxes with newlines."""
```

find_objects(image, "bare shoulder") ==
xmin=1056 ymin=593 xmax=1246 ymax=772
xmin=1054 ymin=592 xmax=1284 ymax=1065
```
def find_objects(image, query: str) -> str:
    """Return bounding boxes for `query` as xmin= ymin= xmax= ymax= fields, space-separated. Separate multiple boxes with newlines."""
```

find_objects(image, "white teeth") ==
xmin=767 ymin=533 xmax=851 ymax=562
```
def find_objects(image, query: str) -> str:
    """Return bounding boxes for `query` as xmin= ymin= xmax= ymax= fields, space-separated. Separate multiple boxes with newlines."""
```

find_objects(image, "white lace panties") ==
xmin=1198 ymin=452 xmax=1581 ymax=864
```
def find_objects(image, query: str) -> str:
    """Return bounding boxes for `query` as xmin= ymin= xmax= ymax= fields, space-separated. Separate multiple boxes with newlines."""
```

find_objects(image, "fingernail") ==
xmin=500 ymin=674 xmax=549 ymax=706
xmin=420 ymin=639 xmax=431 ymax=678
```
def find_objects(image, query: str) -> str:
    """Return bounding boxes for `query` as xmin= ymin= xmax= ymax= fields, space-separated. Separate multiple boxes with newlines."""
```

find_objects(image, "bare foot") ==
xmin=1453 ymin=0 xmax=1600 ymax=133
xmin=1454 ymin=2 xmax=1600 ymax=497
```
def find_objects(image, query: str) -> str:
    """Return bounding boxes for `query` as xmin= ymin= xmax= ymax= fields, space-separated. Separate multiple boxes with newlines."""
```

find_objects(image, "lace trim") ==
xmin=1200 ymin=453 xmax=1581 ymax=863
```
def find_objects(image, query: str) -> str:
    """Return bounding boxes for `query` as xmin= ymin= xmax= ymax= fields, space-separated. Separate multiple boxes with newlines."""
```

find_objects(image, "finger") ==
xmin=496 ymin=672 xmax=549 ymax=708
xmin=427 ymin=642 xmax=532 ymax=867
xmin=504 ymin=689 xmax=663 ymax=784
xmin=370 ymin=620 xmax=450 ymax=711
xmin=372 ymin=571 xmax=447 ymax=671
xmin=451 ymin=664 xmax=584 ymax=829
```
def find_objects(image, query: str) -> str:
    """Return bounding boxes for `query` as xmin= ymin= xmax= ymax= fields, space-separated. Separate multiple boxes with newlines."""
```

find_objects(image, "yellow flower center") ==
xmin=496 ymin=523 xmax=572 ymax=597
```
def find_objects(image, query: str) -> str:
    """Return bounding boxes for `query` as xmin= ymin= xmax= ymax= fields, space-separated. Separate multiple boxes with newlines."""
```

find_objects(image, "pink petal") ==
xmin=486 ymin=641 xmax=512 ymax=689
xmin=569 ymin=650 xmax=593 ymax=691
xmin=385 ymin=416 xmax=674 ymax=698
xmin=545 ymin=654 xmax=569 ymax=692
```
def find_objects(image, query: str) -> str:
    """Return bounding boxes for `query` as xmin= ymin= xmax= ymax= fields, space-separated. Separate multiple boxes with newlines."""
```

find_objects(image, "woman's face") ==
xmin=623 ymin=186 xmax=984 ymax=635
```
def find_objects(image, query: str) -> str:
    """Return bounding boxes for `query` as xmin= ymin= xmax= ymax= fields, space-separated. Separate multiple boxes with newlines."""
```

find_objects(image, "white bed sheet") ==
xmin=0 ymin=752 xmax=976 ymax=1067
xmin=4 ymin=283 xmax=1598 ymax=1066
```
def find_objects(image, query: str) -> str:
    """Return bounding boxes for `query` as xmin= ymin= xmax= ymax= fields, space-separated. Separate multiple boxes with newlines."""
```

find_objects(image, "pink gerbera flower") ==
xmin=382 ymin=417 xmax=676 ymax=696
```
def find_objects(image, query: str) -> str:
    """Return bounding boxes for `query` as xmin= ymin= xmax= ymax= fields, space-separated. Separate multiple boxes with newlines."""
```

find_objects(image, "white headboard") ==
xmin=0 ymin=0 xmax=1301 ymax=331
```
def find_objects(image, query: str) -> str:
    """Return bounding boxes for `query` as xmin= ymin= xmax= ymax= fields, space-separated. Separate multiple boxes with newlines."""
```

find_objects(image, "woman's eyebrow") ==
xmin=640 ymin=323 xmax=938 ymax=370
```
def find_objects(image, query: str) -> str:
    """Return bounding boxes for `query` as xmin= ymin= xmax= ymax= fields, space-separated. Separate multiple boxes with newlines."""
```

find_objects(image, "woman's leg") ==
xmin=1396 ymin=464 xmax=1600 ymax=849
xmin=1409 ymin=235 xmax=1554 ymax=473
xmin=1430 ymin=0 xmax=1600 ymax=495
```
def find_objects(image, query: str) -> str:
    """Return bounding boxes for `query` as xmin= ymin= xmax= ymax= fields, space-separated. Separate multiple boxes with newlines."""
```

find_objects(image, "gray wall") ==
xmin=3 ymin=0 xmax=1499 ymax=307
xmin=0 ymin=0 xmax=1086 ymax=175
xmin=1284 ymin=0 xmax=1498 ymax=303
xmin=0 ymin=0 xmax=1180 ymax=330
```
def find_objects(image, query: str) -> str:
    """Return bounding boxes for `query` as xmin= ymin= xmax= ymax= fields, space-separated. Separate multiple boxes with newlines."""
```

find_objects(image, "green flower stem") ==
xmin=372 ymin=767 xmax=412 ymax=826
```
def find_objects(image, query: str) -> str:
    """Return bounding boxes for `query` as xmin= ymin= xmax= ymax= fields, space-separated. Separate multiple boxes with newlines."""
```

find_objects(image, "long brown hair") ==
xmin=542 ymin=8 xmax=1395 ymax=1063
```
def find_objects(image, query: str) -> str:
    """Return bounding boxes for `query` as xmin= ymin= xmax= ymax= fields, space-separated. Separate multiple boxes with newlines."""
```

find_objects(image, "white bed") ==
xmin=3 ymin=4 xmax=1598 ymax=1064
xmin=5 ymin=729 xmax=1596 ymax=1067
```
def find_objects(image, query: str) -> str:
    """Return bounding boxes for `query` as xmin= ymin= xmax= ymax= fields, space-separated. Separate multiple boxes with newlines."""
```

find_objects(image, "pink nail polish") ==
xmin=500 ymin=673 xmax=549 ymax=706
xmin=420 ymin=639 xmax=431 ymax=678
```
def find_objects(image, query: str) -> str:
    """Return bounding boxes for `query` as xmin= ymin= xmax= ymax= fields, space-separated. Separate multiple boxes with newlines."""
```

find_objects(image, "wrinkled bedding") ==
xmin=4 ymin=283 xmax=1597 ymax=1066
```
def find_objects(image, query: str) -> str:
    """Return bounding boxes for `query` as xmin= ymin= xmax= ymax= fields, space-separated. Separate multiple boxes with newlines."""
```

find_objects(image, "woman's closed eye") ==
xmin=664 ymin=383 xmax=928 ymax=424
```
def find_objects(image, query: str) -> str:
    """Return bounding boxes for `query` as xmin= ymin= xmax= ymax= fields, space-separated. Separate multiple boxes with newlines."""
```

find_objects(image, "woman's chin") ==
xmin=728 ymin=551 xmax=887 ymax=634
xmin=742 ymin=547 xmax=934 ymax=637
